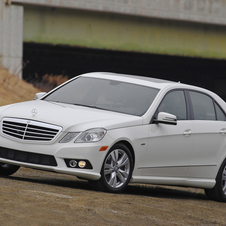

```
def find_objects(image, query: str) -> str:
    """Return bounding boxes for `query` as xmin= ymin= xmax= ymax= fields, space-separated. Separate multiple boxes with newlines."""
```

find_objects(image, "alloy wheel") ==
xmin=104 ymin=148 xmax=130 ymax=189
xmin=221 ymin=166 xmax=226 ymax=195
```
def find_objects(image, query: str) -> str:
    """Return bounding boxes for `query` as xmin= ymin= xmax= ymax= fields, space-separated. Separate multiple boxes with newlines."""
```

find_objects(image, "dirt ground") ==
xmin=0 ymin=68 xmax=226 ymax=226
xmin=0 ymin=167 xmax=225 ymax=226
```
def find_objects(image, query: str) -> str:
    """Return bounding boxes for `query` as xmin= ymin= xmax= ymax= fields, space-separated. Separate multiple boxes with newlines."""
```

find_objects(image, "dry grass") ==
xmin=32 ymin=74 xmax=68 ymax=92
xmin=0 ymin=68 xmax=69 ymax=105
xmin=0 ymin=68 xmax=41 ymax=106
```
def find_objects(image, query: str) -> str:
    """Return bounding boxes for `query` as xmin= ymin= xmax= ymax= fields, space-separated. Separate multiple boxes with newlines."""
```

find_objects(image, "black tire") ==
xmin=0 ymin=163 xmax=20 ymax=176
xmin=89 ymin=143 xmax=133 ymax=193
xmin=204 ymin=159 xmax=226 ymax=202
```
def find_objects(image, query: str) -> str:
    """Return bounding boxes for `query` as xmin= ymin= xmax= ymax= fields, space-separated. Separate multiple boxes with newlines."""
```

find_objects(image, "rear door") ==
xmin=186 ymin=90 xmax=226 ymax=179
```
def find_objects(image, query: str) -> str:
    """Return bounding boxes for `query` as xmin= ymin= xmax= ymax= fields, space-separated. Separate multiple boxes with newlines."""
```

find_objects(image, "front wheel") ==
xmin=0 ymin=163 xmax=20 ymax=176
xmin=89 ymin=143 xmax=133 ymax=193
xmin=205 ymin=159 xmax=226 ymax=202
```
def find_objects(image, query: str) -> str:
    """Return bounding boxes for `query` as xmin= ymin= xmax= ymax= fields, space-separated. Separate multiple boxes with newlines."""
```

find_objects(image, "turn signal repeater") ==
xmin=99 ymin=146 xmax=108 ymax=152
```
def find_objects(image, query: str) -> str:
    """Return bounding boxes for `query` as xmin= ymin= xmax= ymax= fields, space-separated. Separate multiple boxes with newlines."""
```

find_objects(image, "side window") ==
xmin=189 ymin=91 xmax=216 ymax=120
xmin=157 ymin=90 xmax=187 ymax=120
xmin=215 ymin=102 xmax=226 ymax=121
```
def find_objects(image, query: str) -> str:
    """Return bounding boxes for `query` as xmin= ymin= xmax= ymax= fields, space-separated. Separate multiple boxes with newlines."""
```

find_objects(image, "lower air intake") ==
xmin=0 ymin=147 xmax=57 ymax=166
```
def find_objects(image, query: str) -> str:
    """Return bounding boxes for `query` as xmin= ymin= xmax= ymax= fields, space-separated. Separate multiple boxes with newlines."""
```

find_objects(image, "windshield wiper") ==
xmin=74 ymin=104 xmax=106 ymax=110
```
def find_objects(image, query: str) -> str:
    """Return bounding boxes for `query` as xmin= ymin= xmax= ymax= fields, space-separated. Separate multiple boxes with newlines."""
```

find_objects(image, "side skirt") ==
xmin=130 ymin=176 xmax=215 ymax=189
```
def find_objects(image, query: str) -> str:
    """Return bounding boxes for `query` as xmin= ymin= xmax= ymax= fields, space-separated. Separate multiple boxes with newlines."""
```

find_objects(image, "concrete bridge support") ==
xmin=1 ymin=0 xmax=226 ymax=80
xmin=0 ymin=1 xmax=23 ymax=77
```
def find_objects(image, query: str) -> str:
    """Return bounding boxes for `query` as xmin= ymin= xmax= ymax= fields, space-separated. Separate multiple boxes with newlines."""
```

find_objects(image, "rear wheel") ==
xmin=204 ymin=159 xmax=226 ymax=202
xmin=89 ymin=143 xmax=133 ymax=193
xmin=0 ymin=163 xmax=20 ymax=176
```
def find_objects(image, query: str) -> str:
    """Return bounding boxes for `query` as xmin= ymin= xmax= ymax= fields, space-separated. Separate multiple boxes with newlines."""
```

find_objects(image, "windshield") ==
xmin=44 ymin=77 xmax=159 ymax=116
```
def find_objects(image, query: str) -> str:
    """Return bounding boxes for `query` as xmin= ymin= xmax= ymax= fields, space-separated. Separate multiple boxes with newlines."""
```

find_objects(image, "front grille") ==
xmin=0 ymin=147 xmax=57 ymax=166
xmin=2 ymin=118 xmax=62 ymax=142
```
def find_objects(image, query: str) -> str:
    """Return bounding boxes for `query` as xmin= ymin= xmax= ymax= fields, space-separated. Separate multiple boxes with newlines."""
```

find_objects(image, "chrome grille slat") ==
xmin=2 ymin=118 xmax=62 ymax=142
xmin=3 ymin=124 xmax=25 ymax=129
xmin=24 ymin=133 xmax=54 ymax=139
xmin=25 ymin=130 xmax=56 ymax=136
xmin=25 ymin=131 xmax=54 ymax=136
xmin=3 ymin=126 xmax=25 ymax=132
xmin=26 ymin=128 xmax=57 ymax=134
xmin=3 ymin=130 xmax=24 ymax=137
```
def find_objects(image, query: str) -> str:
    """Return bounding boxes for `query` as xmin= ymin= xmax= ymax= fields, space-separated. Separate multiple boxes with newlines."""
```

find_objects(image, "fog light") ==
xmin=69 ymin=160 xmax=77 ymax=168
xmin=78 ymin=161 xmax=86 ymax=168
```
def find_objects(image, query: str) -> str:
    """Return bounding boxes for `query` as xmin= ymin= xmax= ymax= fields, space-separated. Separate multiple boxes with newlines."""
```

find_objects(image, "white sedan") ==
xmin=0 ymin=72 xmax=226 ymax=202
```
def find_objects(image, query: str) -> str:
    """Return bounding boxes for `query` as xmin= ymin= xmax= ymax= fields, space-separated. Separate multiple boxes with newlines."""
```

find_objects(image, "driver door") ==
xmin=143 ymin=90 xmax=194 ymax=177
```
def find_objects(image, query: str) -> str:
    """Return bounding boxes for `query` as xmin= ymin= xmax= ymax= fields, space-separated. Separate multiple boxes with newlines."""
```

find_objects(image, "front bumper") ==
xmin=0 ymin=134 xmax=114 ymax=180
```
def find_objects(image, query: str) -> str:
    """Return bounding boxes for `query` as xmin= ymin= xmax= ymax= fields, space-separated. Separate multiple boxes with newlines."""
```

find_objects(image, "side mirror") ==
xmin=154 ymin=112 xmax=177 ymax=125
xmin=34 ymin=92 xmax=47 ymax=100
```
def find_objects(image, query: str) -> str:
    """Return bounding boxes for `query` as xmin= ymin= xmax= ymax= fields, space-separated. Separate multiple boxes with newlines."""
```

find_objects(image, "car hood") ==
xmin=0 ymin=100 xmax=143 ymax=131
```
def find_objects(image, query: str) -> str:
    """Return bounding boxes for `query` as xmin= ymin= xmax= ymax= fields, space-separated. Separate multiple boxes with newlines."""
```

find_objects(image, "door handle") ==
xmin=183 ymin=129 xmax=192 ymax=136
xmin=220 ymin=128 xmax=226 ymax=135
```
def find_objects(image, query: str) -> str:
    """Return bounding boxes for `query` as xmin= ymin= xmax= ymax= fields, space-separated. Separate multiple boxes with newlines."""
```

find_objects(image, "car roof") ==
xmin=81 ymin=72 xmax=177 ymax=89
xmin=79 ymin=72 xmax=221 ymax=100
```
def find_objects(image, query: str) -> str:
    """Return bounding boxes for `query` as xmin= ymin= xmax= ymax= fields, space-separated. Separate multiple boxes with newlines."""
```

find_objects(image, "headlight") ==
xmin=59 ymin=132 xmax=79 ymax=143
xmin=74 ymin=128 xmax=107 ymax=143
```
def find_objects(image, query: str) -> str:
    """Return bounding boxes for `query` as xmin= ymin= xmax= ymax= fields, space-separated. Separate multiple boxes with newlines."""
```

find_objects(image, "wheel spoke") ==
xmin=118 ymin=157 xmax=129 ymax=168
xmin=119 ymin=168 xmax=129 ymax=177
xmin=117 ymin=153 xmax=128 ymax=166
xmin=222 ymin=168 xmax=226 ymax=181
xmin=222 ymin=174 xmax=226 ymax=181
xmin=222 ymin=184 xmax=226 ymax=195
xmin=110 ymin=150 xmax=119 ymax=164
xmin=104 ymin=163 xmax=114 ymax=176
xmin=117 ymin=171 xmax=126 ymax=184
xmin=118 ymin=168 xmax=129 ymax=180
xmin=108 ymin=172 xmax=117 ymax=188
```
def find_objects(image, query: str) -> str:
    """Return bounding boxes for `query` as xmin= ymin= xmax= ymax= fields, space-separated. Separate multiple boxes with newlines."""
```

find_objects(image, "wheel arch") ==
xmin=113 ymin=140 xmax=135 ymax=170
xmin=211 ymin=149 xmax=226 ymax=180
xmin=205 ymin=157 xmax=226 ymax=202
xmin=89 ymin=140 xmax=135 ymax=192
xmin=216 ymin=157 xmax=226 ymax=177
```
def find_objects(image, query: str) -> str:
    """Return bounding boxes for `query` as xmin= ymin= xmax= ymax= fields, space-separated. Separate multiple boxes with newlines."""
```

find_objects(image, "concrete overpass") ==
xmin=1 ymin=0 xmax=226 ymax=85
